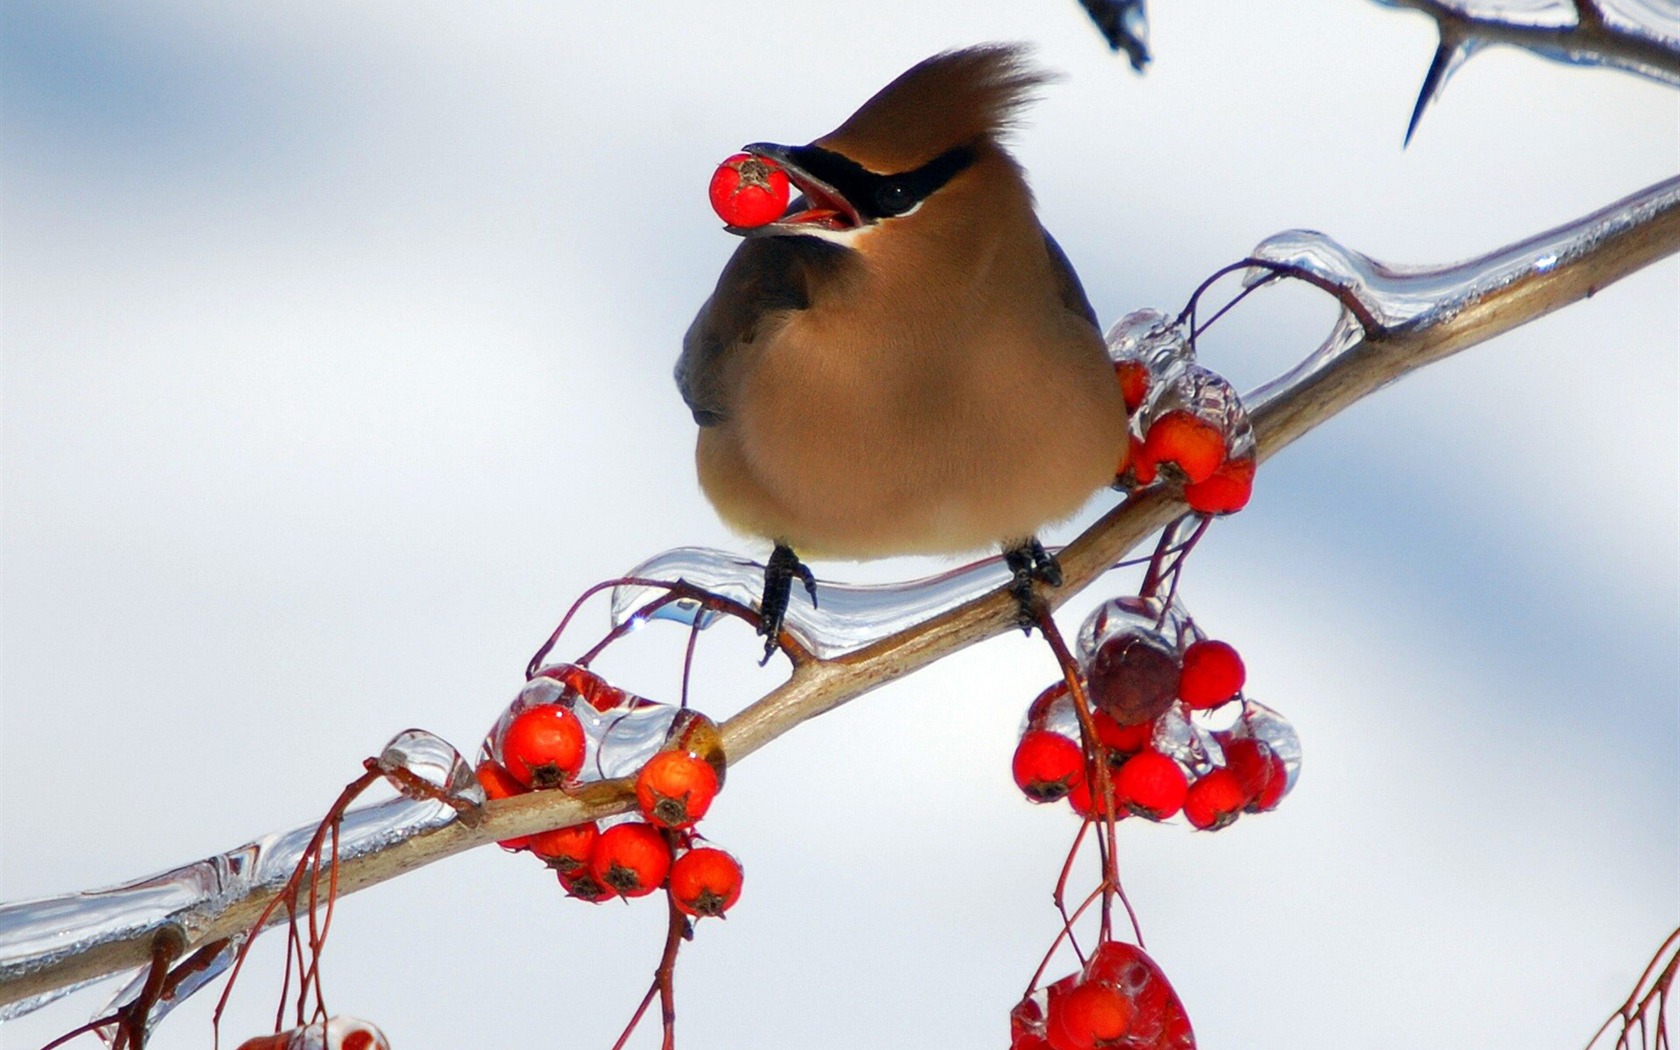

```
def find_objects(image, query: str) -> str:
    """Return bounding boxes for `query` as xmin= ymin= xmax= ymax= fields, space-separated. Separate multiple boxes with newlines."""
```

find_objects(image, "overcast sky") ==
xmin=2 ymin=3 xmax=1676 ymax=1049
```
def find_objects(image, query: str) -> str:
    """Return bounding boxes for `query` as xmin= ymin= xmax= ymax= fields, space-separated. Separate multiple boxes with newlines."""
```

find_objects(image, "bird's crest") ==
xmin=817 ymin=44 xmax=1050 ymax=171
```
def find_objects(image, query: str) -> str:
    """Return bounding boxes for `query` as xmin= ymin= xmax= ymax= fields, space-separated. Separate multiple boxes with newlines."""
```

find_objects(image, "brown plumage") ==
xmin=678 ymin=45 xmax=1127 ymax=647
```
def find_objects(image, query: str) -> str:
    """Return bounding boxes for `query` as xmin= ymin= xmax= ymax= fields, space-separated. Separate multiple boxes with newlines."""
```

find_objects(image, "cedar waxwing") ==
xmin=677 ymin=45 xmax=1128 ymax=654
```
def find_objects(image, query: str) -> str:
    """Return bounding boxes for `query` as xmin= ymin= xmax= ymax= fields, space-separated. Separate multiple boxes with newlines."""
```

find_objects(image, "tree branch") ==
xmin=4 ymin=173 xmax=1678 ymax=1015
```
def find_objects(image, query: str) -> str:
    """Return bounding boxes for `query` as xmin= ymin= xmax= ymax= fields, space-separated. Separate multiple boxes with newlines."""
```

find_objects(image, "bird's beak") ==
xmin=728 ymin=142 xmax=863 ymax=237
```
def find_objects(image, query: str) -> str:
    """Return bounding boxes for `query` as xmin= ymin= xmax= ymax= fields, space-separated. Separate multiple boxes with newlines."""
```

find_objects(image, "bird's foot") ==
xmin=759 ymin=543 xmax=817 ymax=664
xmin=1004 ymin=538 xmax=1061 ymax=633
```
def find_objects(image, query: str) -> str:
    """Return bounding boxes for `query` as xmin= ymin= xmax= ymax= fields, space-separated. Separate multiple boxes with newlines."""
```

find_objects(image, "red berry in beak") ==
xmin=709 ymin=152 xmax=790 ymax=228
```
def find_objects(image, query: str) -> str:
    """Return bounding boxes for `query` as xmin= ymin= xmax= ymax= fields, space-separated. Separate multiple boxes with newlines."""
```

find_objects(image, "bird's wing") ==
xmin=1041 ymin=227 xmax=1101 ymax=331
xmin=677 ymin=236 xmax=849 ymax=426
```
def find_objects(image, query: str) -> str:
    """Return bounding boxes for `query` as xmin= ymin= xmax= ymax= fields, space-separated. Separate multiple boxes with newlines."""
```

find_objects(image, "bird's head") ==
xmin=727 ymin=44 xmax=1049 ymax=245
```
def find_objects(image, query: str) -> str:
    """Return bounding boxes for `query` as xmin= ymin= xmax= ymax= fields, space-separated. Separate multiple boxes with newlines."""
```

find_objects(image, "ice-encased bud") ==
xmin=1230 ymin=698 xmax=1302 ymax=792
xmin=377 ymin=729 xmax=485 ymax=808
xmin=664 ymin=708 xmax=727 ymax=786
xmin=1138 ymin=363 xmax=1255 ymax=463
xmin=1077 ymin=596 xmax=1191 ymax=660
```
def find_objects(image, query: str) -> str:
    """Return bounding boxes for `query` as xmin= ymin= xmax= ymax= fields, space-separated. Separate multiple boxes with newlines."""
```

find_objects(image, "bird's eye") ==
xmin=876 ymin=181 xmax=914 ymax=215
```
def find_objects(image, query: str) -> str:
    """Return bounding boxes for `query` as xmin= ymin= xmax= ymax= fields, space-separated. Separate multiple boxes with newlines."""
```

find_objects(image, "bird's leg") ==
xmin=1004 ymin=537 xmax=1062 ymax=631
xmin=758 ymin=542 xmax=817 ymax=663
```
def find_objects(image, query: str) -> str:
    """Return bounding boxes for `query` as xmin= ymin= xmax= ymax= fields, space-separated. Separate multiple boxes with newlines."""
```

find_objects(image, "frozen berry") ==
xmin=1178 ymin=639 xmax=1246 ymax=710
xmin=530 ymin=820 xmax=599 ymax=873
xmin=1092 ymin=711 xmax=1153 ymax=756
xmin=1115 ymin=750 xmax=1188 ymax=820
xmin=1086 ymin=630 xmax=1181 ymax=726
xmin=668 ymin=846 xmax=744 ymax=918
xmin=1115 ymin=360 xmax=1150 ymax=413
xmin=1184 ymin=454 xmax=1255 ymax=515
xmin=636 ymin=750 xmax=720 ymax=830
xmin=1183 ymin=768 xmax=1247 ymax=830
xmin=709 ymin=152 xmax=790 ymax=228
xmin=1138 ymin=410 xmax=1226 ymax=484
xmin=1013 ymin=730 xmax=1085 ymax=803
xmin=500 ymin=705 xmax=586 ymax=788
xmin=589 ymin=821 xmax=672 ymax=898
xmin=1047 ymin=979 xmax=1133 ymax=1050
xmin=1223 ymin=736 xmax=1287 ymax=812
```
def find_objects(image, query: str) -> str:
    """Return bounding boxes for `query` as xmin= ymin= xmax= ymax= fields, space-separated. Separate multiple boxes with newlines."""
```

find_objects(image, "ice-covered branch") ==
xmin=4 ymin=172 xmax=1679 ymax=1019
xmin=1374 ymin=0 xmax=1680 ymax=142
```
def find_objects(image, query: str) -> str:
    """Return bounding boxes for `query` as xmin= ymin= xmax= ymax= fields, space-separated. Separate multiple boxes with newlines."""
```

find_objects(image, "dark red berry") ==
xmin=1087 ymin=630 xmax=1181 ymax=726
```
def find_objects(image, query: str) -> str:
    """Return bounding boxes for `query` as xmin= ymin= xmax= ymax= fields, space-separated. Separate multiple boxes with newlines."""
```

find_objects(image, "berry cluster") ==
xmin=476 ymin=662 xmax=744 ymax=916
xmin=1013 ymin=597 xmax=1299 ymax=832
xmin=1109 ymin=310 xmax=1256 ymax=516
xmin=1012 ymin=941 xmax=1193 ymax=1050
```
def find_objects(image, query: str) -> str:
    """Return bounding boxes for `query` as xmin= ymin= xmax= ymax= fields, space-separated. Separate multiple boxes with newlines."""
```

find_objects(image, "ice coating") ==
xmin=610 ymin=547 xmax=1035 ymax=659
xmin=0 ymin=791 xmax=458 ymax=1019
xmin=94 ymin=937 xmax=244 ymax=1044
xmin=1230 ymin=698 xmax=1304 ymax=792
xmin=1077 ymin=595 xmax=1194 ymax=659
xmin=378 ymin=729 xmax=486 ymax=808
xmin=488 ymin=667 xmax=679 ymax=783
xmin=1152 ymin=703 xmax=1225 ymax=778
xmin=1371 ymin=0 xmax=1680 ymax=93
xmin=1105 ymin=309 xmax=1191 ymax=371
xmin=1244 ymin=175 xmax=1680 ymax=407
xmin=1144 ymin=364 xmax=1257 ymax=462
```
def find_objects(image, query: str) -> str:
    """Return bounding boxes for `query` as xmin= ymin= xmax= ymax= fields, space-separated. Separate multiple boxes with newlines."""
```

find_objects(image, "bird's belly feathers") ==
xmin=695 ymin=317 xmax=1127 ymax=559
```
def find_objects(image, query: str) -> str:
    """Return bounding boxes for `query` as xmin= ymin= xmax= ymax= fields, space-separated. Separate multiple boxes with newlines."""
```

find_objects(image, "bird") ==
xmin=676 ymin=44 xmax=1129 ymax=658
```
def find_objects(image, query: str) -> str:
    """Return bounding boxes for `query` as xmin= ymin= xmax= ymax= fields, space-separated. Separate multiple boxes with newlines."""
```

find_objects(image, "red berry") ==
xmin=636 ymin=750 xmax=720 ymax=829
xmin=1224 ymin=737 xmax=1287 ymax=812
xmin=1183 ymin=768 xmax=1247 ymax=830
xmin=1115 ymin=750 xmax=1188 ymax=820
xmin=1012 ymin=730 xmax=1085 ymax=803
xmin=476 ymin=760 xmax=533 ymax=851
xmin=530 ymin=820 xmax=599 ymax=873
xmin=668 ymin=846 xmax=744 ymax=918
xmin=1086 ymin=630 xmax=1181 ymax=726
xmin=1115 ymin=360 xmax=1150 ymax=413
xmin=1092 ymin=711 xmax=1153 ymax=755
xmin=1047 ymin=980 xmax=1133 ymax=1050
xmin=1083 ymin=942 xmax=1192 ymax=1047
xmin=1067 ymin=773 xmax=1128 ymax=821
xmin=500 ymin=705 xmax=586 ymax=788
xmin=1178 ymin=639 xmax=1246 ymax=709
xmin=708 ymin=152 xmax=790 ymax=228
xmin=1184 ymin=454 xmax=1255 ymax=515
xmin=589 ymin=821 xmax=672 ymax=898
xmin=1139 ymin=410 xmax=1226 ymax=484
xmin=557 ymin=867 xmax=616 ymax=904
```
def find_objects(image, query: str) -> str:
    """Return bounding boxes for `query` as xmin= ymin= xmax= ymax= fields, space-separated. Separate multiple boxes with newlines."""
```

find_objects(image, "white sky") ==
xmin=2 ymin=2 xmax=1676 ymax=1049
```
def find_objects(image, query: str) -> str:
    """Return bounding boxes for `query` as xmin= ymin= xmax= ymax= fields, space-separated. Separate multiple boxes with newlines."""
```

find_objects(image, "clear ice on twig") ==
xmin=378 ymin=729 xmax=486 ymax=808
xmin=0 ymin=750 xmax=469 ymax=1022
xmin=1242 ymin=173 xmax=1680 ymax=409
xmin=610 ymin=547 xmax=1049 ymax=659
xmin=487 ymin=669 xmax=679 ymax=783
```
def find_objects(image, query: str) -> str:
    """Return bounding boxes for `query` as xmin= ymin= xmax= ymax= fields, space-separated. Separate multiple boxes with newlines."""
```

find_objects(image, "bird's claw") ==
xmin=758 ymin=543 xmax=816 ymax=664
xmin=1005 ymin=538 xmax=1061 ymax=633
